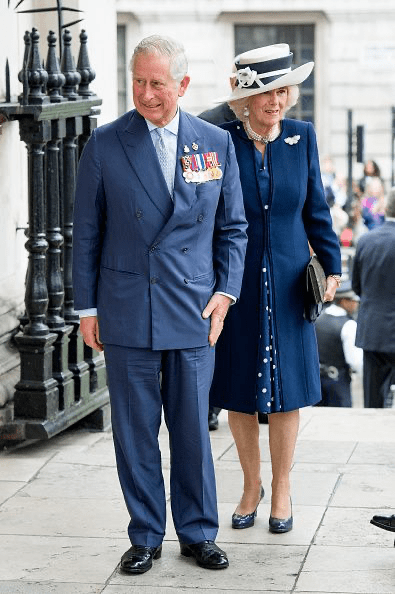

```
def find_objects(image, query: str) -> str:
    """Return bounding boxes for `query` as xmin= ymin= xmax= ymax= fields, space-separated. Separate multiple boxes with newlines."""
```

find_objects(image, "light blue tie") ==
xmin=154 ymin=127 xmax=173 ymax=195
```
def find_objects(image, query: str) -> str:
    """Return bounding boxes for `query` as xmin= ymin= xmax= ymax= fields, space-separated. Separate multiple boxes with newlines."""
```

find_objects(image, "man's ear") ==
xmin=178 ymin=75 xmax=190 ymax=97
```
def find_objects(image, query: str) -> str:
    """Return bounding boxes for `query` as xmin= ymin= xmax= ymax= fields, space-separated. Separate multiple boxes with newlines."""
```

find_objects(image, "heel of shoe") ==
xmin=154 ymin=546 xmax=162 ymax=560
xmin=179 ymin=544 xmax=192 ymax=557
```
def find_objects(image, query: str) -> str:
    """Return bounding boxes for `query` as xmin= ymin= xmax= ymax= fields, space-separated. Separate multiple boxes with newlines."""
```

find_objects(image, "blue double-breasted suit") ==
xmin=72 ymin=109 xmax=247 ymax=546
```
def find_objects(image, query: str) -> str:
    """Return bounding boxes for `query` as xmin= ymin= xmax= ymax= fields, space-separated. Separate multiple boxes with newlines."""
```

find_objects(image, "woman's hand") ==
xmin=324 ymin=276 xmax=339 ymax=302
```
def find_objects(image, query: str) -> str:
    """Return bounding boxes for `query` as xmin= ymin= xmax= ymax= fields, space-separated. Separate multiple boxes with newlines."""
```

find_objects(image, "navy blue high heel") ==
xmin=232 ymin=485 xmax=265 ymax=530
xmin=269 ymin=498 xmax=293 ymax=533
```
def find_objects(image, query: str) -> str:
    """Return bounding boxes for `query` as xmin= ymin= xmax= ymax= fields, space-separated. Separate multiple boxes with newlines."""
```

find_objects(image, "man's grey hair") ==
xmin=229 ymin=85 xmax=300 ymax=121
xmin=129 ymin=35 xmax=188 ymax=82
xmin=385 ymin=186 xmax=395 ymax=218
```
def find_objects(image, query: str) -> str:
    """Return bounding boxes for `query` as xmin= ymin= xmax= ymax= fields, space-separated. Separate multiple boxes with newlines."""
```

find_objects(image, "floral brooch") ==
xmin=284 ymin=135 xmax=300 ymax=145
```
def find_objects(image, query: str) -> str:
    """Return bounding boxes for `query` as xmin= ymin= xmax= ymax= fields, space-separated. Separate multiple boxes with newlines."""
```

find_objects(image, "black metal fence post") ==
xmin=0 ymin=25 xmax=109 ymax=443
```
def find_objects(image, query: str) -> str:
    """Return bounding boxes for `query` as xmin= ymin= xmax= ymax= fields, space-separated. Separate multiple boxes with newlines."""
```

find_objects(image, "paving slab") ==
xmin=314 ymin=507 xmax=394 ymax=547
xmin=348 ymin=442 xmax=395 ymax=465
xmin=330 ymin=472 xmax=395 ymax=508
xmin=19 ymin=461 xmax=123 ymax=499
xmin=293 ymin=440 xmax=357 ymax=464
xmin=0 ymin=494 xmax=128 ymax=539
xmin=0 ymin=583 xmax=103 ymax=594
xmin=102 ymin=584 xmax=292 ymax=594
xmin=107 ymin=540 xmax=307 ymax=591
xmin=0 ymin=481 xmax=25 ymax=504
xmin=0 ymin=534 xmax=127 ymax=583
xmin=0 ymin=456 xmax=50 ymax=482
xmin=299 ymin=408 xmax=395 ymax=442
xmin=295 ymin=545 xmax=395 ymax=593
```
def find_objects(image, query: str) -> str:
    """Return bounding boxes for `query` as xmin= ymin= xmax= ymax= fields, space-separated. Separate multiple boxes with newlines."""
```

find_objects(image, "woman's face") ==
xmin=249 ymin=87 xmax=288 ymax=132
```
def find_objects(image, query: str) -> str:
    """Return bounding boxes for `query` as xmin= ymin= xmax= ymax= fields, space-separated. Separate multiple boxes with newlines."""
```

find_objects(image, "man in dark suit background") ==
xmin=72 ymin=35 xmax=247 ymax=573
xmin=352 ymin=187 xmax=395 ymax=407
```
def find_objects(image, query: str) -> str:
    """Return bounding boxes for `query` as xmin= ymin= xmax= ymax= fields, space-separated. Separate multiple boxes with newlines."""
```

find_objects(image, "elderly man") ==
xmin=72 ymin=35 xmax=247 ymax=573
xmin=352 ymin=187 xmax=395 ymax=407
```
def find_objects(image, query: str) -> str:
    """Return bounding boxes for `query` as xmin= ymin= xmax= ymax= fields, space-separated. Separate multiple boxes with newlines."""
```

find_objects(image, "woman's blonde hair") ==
xmin=229 ymin=85 xmax=300 ymax=121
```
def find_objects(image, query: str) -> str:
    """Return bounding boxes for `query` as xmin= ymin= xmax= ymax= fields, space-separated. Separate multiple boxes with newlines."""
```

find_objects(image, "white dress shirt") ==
xmin=324 ymin=303 xmax=363 ymax=373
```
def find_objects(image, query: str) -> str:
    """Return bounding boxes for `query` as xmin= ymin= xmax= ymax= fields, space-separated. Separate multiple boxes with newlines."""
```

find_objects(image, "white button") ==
xmin=264 ymin=205 xmax=269 ymax=209
xmin=258 ymin=372 xmax=262 ymax=377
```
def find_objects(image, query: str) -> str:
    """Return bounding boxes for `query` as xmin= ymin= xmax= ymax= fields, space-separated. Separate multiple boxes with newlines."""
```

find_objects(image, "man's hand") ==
xmin=323 ymin=276 xmax=339 ymax=303
xmin=202 ymin=294 xmax=232 ymax=347
xmin=79 ymin=316 xmax=103 ymax=352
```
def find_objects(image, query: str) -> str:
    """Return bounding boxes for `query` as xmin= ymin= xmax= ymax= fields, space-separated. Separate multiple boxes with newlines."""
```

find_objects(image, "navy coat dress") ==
xmin=210 ymin=118 xmax=342 ymax=414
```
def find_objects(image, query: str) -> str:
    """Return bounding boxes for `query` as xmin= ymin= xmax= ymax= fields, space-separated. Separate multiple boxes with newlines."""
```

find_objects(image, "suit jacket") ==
xmin=198 ymin=102 xmax=236 ymax=126
xmin=352 ymin=221 xmax=395 ymax=352
xmin=72 ymin=109 xmax=248 ymax=350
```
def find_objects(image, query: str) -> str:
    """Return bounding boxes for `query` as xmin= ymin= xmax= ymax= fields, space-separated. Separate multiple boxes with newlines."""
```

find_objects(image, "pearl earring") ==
xmin=243 ymin=106 xmax=250 ymax=117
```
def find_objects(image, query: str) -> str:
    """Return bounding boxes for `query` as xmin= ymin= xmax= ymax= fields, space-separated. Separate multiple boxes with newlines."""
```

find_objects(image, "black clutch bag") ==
xmin=304 ymin=255 xmax=327 ymax=323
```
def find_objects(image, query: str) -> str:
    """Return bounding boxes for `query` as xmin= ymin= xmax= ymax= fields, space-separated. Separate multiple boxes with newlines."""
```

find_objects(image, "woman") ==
xmin=210 ymin=44 xmax=342 ymax=533
xmin=361 ymin=177 xmax=386 ymax=229
xmin=358 ymin=159 xmax=383 ymax=195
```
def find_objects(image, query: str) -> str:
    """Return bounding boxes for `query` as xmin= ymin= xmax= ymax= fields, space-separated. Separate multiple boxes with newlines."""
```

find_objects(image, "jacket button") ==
xmin=150 ymin=245 xmax=156 ymax=253
xmin=182 ymin=247 xmax=189 ymax=253
xmin=136 ymin=209 xmax=142 ymax=219
xmin=151 ymin=277 xmax=157 ymax=284
xmin=184 ymin=279 xmax=189 ymax=284
xmin=197 ymin=214 xmax=204 ymax=222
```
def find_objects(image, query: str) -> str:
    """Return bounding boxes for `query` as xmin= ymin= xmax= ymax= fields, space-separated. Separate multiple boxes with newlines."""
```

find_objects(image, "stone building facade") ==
xmin=117 ymin=0 xmax=395 ymax=183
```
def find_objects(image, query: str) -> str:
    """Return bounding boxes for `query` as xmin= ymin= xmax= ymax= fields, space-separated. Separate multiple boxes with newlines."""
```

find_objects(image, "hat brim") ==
xmin=214 ymin=62 xmax=314 ymax=104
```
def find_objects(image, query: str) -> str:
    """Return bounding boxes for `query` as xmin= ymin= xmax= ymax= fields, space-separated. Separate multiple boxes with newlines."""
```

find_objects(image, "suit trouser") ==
xmin=363 ymin=350 xmax=395 ymax=408
xmin=104 ymin=343 xmax=218 ymax=547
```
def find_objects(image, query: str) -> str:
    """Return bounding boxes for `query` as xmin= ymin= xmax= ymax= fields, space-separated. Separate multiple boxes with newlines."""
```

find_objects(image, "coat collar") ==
xmin=153 ymin=111 xmax=206 ymax=244
xmin=116 ymin=110 xmax=207 ymax=241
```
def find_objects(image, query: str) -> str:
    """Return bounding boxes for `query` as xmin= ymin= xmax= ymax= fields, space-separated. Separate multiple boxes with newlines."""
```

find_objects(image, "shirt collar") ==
xmin=145 ymin=108 xmax=180 ymax=136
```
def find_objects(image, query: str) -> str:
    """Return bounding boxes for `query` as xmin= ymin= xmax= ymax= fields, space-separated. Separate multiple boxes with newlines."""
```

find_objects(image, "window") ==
xmin=117 ymin=25 xmax=127 ymax=116
xmin=235 ymin=24 xmax=315 ymax=123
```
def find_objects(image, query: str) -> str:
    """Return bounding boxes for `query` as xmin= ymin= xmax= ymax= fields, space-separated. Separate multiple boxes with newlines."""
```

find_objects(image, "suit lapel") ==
xmin=153 ymin=111 xmax=204 ymax=244
xmin=116 ymin=111 xmax=173 ymax=219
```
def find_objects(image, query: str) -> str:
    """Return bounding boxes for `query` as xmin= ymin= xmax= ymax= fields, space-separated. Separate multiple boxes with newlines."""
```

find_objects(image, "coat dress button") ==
xmin=197 ymin=214 xmax=204 ymax=222
xmin=150 ymin=277 xmax=157 ymax=284
xmin=136 ymin=209 xmax=143 ymax=219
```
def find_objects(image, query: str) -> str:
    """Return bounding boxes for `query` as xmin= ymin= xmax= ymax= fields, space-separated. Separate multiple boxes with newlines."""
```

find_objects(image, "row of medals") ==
xmin=181 ymin=150 xmax=223 ymax=183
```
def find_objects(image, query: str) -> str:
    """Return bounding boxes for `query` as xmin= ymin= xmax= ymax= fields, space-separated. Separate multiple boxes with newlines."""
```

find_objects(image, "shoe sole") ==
xmin=232 ymin=520 xmax=255 ymax=529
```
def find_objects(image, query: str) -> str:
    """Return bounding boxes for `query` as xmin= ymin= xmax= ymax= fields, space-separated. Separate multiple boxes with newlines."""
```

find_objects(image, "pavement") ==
xmin=1 ymin=404 xmax=395 ymax=594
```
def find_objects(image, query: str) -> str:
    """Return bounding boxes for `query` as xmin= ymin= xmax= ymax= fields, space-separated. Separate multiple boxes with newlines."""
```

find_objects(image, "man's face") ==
xmin=132 ymin=52 xmax=190 ymax=127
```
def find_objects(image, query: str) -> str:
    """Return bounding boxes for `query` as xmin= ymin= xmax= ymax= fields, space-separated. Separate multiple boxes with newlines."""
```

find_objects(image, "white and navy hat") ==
xmin=218 ymin=43 xmax=314 ymax=103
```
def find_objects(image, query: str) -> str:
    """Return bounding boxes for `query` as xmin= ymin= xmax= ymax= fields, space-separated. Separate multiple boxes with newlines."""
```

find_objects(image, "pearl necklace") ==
xmin=244 ymin=118 xmax=281 ymax=144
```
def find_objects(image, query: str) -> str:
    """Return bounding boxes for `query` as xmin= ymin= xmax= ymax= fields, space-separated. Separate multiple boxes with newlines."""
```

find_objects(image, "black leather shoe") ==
xmin=180 ymin=540 xmax=229 ymax=569
xmin=232 ymin=485 xmax=265 ymax=529
xmin=371 ymin=514 xmax=395 ymax=532
xmin=208 ymin=410 xmax=219 ymax=431
xmin=120 ymin=544 xmax=162 ymax=574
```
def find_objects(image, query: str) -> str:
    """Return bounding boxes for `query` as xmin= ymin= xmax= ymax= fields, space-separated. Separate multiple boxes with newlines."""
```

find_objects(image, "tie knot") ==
xmin=156 ymin=127 xmax=165 ymax=138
